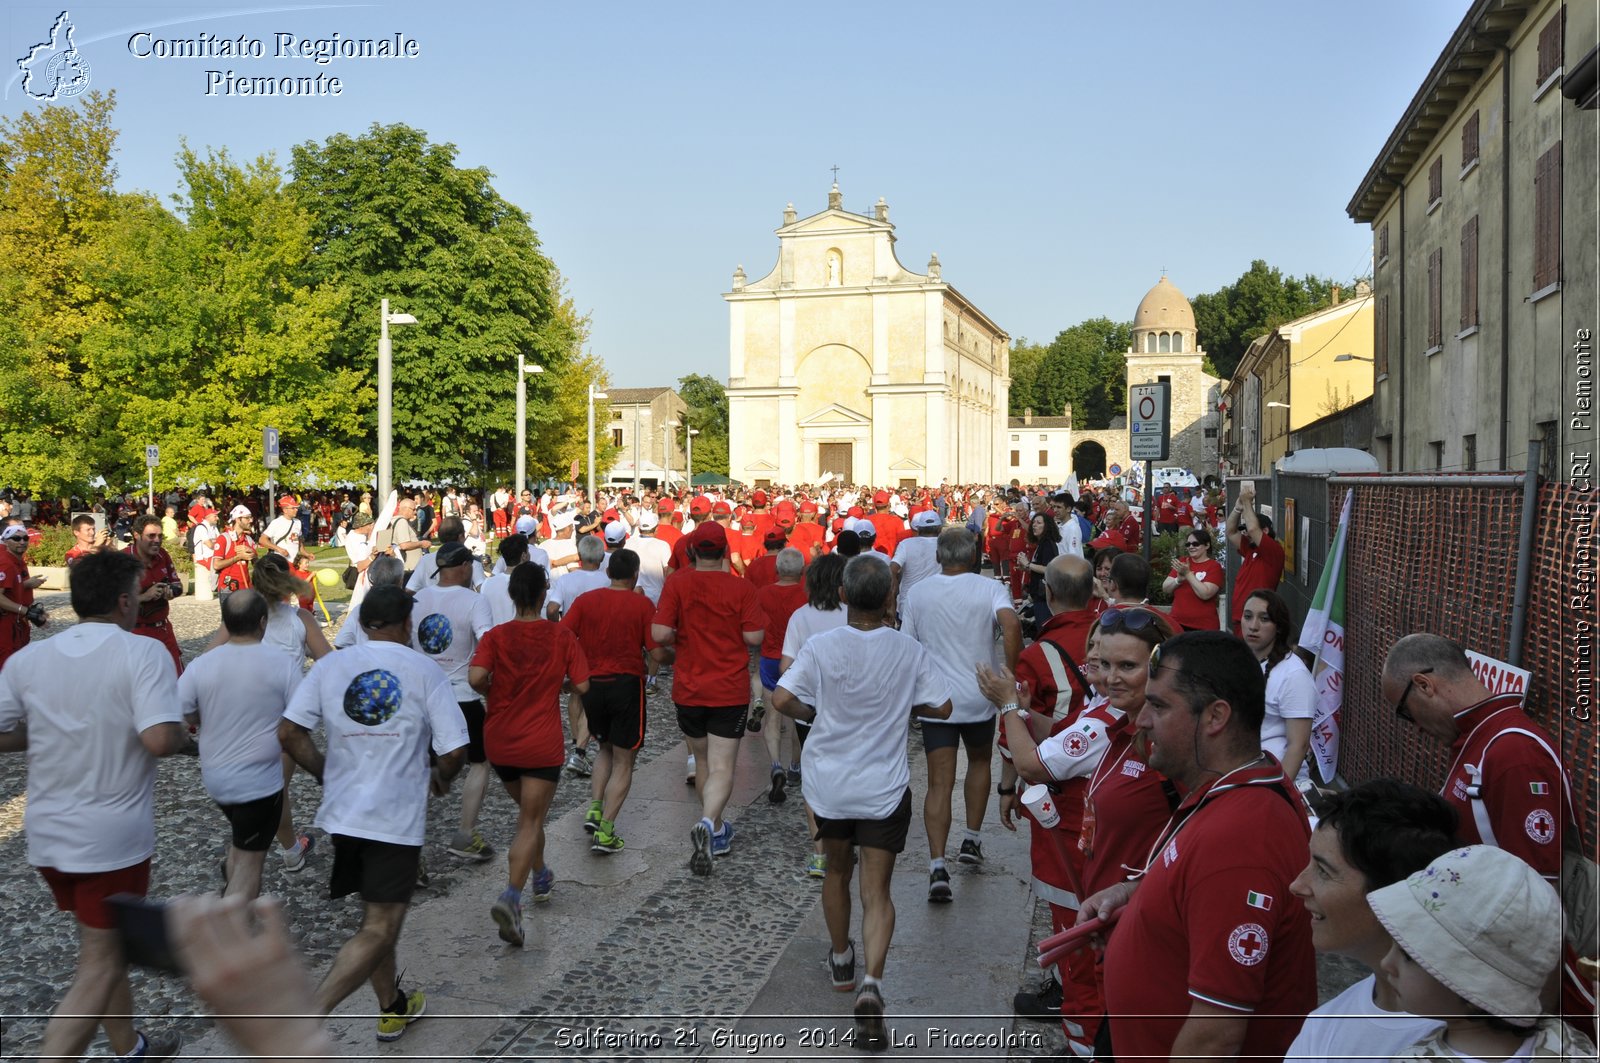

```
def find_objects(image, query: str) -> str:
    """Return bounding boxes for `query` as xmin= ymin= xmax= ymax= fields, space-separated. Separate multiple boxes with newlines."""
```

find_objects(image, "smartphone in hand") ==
xmin=107 ymin=894 xmax=181 ymax=974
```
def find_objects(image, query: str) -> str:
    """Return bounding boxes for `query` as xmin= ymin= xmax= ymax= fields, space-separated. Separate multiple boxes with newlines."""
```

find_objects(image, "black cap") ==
xmin=433 ymin=542 xmax=474 ymax=572
xmin=360 ymin=585 xmax=414 ymax=629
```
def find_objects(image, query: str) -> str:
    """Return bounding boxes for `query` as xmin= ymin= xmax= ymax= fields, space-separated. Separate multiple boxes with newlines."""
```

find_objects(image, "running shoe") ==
xmin=564 ymin=748 xmax=591 ymax=777
xmin=853 ymin=983 xmax=888 ymax=1052
xmin=645 ymin=674 xmax=658 ymax=691
xmin=689 ymin=820 xmax=713 ymax=876
xmin=957 ymin=838 xmax=984 ymax=865
xmin=491 ymin=892 xmax=524 ymax=947
xmin=928 ymin=866 xmax=953 ymax=903
xmin=747 ymin=699 xmax=764 ymax=733
xmin=827 ymin=939 xmax=857 ymax=991
xmin=1013 ymin=979 xmax=1064 ymax=1023
xmin=120 ymin=1030 xmax=181 ymax=1061
xmin=787 ymin=763 xmax=802 ymax=786
xmin=376 ymin=987 xmax=426 ymax=1042
xmin=591 ymin=827 xmax=625 ymax=854
xmin=447 ymin=830 xmax=494 ymax=863
xmin=711 ymin=821 xmax=736 ymax=857
xmin=685 ymin=754 xmax=697 ymax=786
xmin=768 ymin=768 xmax=787 ymax=804
xmin=281 ymin=834 xmax=315 ymax=873
xmin=806 ymin=853 xmax=828 ymax=879
xmin=416 ymin=855 xmax=430 ymax=888
xmin=530 ymin=866 xmax=555 ymax=903
xmin=583 ymin=800 xmax=604 ymax=834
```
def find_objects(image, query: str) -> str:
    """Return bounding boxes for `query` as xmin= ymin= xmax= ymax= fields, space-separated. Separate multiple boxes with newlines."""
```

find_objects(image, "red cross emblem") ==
xmin=1064 ymin=732 xmax=1090 ymax=758
xmin=1228 ymin=923 xmax=1268 ymax=966
xmin=1525 ymin=809 xmax=1556 ymax=845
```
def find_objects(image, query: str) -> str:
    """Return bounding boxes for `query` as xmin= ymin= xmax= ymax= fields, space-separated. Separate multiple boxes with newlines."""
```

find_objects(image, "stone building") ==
xmin=725 ymin=185 xmax=1011 ymax=488
xmin=604 ymin=386 xmax=687 ymax=488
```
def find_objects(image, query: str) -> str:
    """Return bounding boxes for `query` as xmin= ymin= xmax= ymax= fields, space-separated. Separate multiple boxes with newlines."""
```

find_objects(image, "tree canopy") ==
xmin=1009 ymin=317 xmax=1132 ymax=427
xmin=675 ymin=372 xmax=729 ymax=476
xmin=1191 ymin=259 xmax=1357 ymax=380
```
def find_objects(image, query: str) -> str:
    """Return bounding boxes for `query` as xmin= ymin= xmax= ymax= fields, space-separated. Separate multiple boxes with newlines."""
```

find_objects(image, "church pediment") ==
xmin=798 ymin=403 xmax=871 ymax=428
xmin=888 ymin=458 xmax=926 ymax=472
xmin=782 ymin=208 xmax=884 ymax=235
xmin=743 ymin=459 xmax=780 ymax=472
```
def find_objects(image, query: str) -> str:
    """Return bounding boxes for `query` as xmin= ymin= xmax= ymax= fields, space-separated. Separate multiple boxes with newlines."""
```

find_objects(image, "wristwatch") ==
xmin=998 ymin=702 xmax=1020 ymax=717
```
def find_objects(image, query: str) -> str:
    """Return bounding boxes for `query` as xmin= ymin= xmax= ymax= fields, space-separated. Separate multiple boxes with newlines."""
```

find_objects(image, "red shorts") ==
xmin=38 ymin=859 xmax=152 ymax=929
xmin=133 ymin=621 xmax=183 ymax=676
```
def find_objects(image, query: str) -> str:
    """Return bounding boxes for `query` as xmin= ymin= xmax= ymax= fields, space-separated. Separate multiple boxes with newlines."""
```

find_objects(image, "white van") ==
xmin=1151 ymin=467 xmax=1200 ymax=489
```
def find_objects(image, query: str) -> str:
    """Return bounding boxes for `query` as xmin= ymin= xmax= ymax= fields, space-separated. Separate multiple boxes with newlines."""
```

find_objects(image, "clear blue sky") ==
xmin=4 ymin=0 xmax=1469 ymax=386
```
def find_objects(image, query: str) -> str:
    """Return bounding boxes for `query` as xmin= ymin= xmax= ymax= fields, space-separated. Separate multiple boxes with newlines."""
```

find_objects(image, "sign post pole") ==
xmin=263 ymin=427 xmax=280 ymax=516
xmin=144 ymin=444 xmax=159 ymax=514
xmin=1128 ymin=383 xmax=1171 ymax=564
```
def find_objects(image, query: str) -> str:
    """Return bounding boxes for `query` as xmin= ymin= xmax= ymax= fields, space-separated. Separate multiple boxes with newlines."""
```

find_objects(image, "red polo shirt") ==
xmin=653 ymin=569 xmax=764 ymax=706
xmin=1231 ymin=532 xmax=1285 ymax=626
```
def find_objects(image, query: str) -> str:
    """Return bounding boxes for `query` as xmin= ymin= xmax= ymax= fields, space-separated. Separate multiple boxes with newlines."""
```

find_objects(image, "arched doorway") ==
xmin=1072 ymin=440 xmax=1107 ymax=480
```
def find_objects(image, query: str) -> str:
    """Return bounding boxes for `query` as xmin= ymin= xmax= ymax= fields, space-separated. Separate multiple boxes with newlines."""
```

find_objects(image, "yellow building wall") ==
xmin=1288 ymin=301 xmax=1376 ymax=430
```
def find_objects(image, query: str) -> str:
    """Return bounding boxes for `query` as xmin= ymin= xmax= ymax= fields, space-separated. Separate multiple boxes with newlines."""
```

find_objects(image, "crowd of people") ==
xmin=0 ymin=474 xmax=1592 ymax=1061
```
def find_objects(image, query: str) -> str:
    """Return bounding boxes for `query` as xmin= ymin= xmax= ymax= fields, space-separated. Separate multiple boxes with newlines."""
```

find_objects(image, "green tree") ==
xmin=676 ymin=372 xmax=729 ymax=477
xmin=1192 ymin=260 xmax=1355 ymax=380
xmin=289 ymin=123 xmax=585 ymax=484
xmin=1007 ymin=338 xmax=1046 ymax=415
xmin=1030 ymin=317 xmax=1132 ymax=427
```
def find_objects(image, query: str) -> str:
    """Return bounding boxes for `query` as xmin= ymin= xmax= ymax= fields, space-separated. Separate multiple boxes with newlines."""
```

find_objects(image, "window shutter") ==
xmin=1462 ymin=112 xmax=1479 ymax=169
xmin=1534 ymin=142 xmax=1563 ymax=291
xmin=1428 ymin=248 xmax=1442 ymax=348
xmin=1460 ymin=216 xmax=1479 ymax=329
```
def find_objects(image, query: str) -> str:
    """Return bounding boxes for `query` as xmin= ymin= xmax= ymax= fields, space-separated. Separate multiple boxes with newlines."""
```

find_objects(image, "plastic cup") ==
xmin=1021 ymin=783 xmax=1059 ymax=828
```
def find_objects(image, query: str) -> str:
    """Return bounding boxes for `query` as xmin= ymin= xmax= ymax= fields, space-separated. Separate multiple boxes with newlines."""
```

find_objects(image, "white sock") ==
xmin=861 ymin=975 xmax=883 ymax=993
xmin=831 ymin=944 xmax=854 ymax=964
xmin=964 ymin=828 xmax=982 ymax=844
xmin=930 ymin=857 xmax=945 ymax=872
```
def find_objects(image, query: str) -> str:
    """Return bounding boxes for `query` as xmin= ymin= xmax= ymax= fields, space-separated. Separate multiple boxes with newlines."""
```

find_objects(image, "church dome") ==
xmin=1133 ymin=276 xmax=1196 ymax=334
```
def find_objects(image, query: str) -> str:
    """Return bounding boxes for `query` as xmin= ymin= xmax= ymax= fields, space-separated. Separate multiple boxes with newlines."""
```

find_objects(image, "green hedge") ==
xmin=25 ymin=526 xmax=195 ymax=580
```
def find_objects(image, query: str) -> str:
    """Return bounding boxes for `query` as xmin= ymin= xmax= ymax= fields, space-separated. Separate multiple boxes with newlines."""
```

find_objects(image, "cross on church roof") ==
xmin=830 ymin=164 xmax=839 ymax=185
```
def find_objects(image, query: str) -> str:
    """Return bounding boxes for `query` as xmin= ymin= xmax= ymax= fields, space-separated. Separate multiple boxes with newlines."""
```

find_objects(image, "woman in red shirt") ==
xmin=1162 ymin=527 xmax=1223 ymax=631
xmin=469 ymin=564 xmax=590 ymax=948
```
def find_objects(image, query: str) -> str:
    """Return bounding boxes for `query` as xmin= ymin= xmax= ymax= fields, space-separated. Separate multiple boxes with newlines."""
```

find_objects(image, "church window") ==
xmin=826 ymin=248 xmax=843 ymax=287
xmin=1173 ymin=333 xmax=1184 ymax=353
xmin=1145 ymin=333 xmax=1157 ymax=353
xmin=1159 ymin=332 xmax=1171 ymax=353
xmin=1039 ymin=449 xmax=1049 ymax=465
xmin=1010 ymin=450 xmax=1020 ymax=466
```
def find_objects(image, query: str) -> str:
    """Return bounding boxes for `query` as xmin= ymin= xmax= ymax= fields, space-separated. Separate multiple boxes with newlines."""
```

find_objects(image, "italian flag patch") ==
xmin=1529 ymin=782 xmax=1550 ymax=795
xmin=1246 ymin=890 xmax=1274 ymax=910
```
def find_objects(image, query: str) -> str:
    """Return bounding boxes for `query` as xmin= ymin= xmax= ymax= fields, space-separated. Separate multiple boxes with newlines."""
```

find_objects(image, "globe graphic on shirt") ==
xmin=417 ymin=613 xmax=453 ymax=655
xmin=343 ymin=669 xmax=403 ymax=726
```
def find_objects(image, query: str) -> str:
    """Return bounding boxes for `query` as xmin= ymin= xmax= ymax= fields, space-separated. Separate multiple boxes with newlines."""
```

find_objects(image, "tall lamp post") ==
xmin=377 ymin=299 xmax=417 ymax=504
xmin=663 ymin=420 xmax=679 ymax=489
xmin=515 ymin=356 xmax=544 ymax=499
xmin=686 ymin=427 xmax=700 ymax=489
xmin=586 ymin=384 xmax=608 ymax=501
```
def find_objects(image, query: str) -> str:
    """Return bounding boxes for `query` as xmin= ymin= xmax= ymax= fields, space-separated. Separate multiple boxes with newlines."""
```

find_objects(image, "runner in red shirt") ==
xmin=1173 ymin=492 xmax=1193 ymax=529
xmin=0 ymin=525 xmax=47 ymax=667
xmin=654 ymin=498 xmax=683 ymax=552
xmin=754 ymin=547 xmax=809 ymax=802
xmin=788 ymin=501 xmax=825 ymax=560
xmin=743 ymin=530 xmax=786 ymax=589
xmin=1383 ymin=634 xmax=1596 ymax=1033
xmin=212 ymin=506 xmax=257 ymax=597
xmin=1153 ymin=488 xmax=1179 ymax=534
xmin=867 ymin=491 xmax=905 ymax=555
xmin=128 ymin=515 xmax=185 ymax=673
xmin=1226 ymin=484 xmax=1285 ymax=632
xmin=652 ymin=521 xmax=765 ymax=875
xmin=1086 ymin=632 xmax=1314 ymax=1062
xmin=560 ymin=549 xmax=663 ymax=854
xmin=469 ymin=563 xmax=590 ymax=941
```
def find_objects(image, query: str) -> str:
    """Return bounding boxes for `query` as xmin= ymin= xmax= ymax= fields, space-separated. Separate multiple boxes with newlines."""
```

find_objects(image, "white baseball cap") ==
xmin=603 ymin=520 xmax=629 ymax=545
xmin=638 ymin=510 xmax=659 ymax=531
xmin=514 ymin=515 xmax=538 ymax=535
xmin=228 ymin=505 xmax=252 ymax=521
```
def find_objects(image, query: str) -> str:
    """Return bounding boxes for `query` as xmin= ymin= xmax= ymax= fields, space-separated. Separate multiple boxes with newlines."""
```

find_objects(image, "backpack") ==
xmin=184 ymin=523 xmax=198 ymax=552
xmin=1465 ymin=726 xmax=1598 ymax=958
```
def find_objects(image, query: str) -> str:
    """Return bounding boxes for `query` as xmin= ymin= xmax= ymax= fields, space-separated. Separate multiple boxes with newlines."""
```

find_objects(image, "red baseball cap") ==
xmin=278 ymin=494 xmax=298 ymax=509
xmin=799 ymin=500 xmax=818 ymax=514
xmin=751 ymin=489 xmax=769 ymax=506
xmin=691 ymin=520 xmax=728 ymax=551
xmin=775 ymin=509 xmax=796 ymax=529
xmin=712 ymin=500 xmax=733 ymax=517
xmin=847 ymin=505 xmax=864 ymax=519
xmin=603 ymin=508 xmax=620 ymax=522
xmin=872 ymin=490 xmax=889 ymax=505
xmin=657 ymin=498 xmax=676 ymax=513
xmin=763 ymin=528 xmax=788 ymax=547
xmin=690 ymin=495 xmax=712 ymax=516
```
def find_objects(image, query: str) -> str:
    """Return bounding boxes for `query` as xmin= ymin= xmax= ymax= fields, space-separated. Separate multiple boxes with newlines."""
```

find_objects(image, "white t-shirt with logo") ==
xmin=179 ymin=641 xmax=304 ymax=804
xmin=625 ymin=534 xmax=672 ymax=605
xmin=778 ymin=626 xmax=951 ymax=820
xmin=548 ymin=567 xmax=609 ymax=617
xmin=263 ymin=515 xmax=301 ymax=562
xmin=901 ymin=572 xmax=1015 ymax=724
xmin=192 ymin=521 xmax=218 ymax=566
xmin=282 ymin=641 xmax=469 ymax=846
xmin=409 ymin=584 xmax=495 ymax=702
xmin=0 ymin=624 xmax=183 ymax=872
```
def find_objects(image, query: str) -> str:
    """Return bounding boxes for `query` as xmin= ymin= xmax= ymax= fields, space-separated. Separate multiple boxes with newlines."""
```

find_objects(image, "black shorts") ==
xmin=459 ymin=699 xmax=486 ymax=764
xmin=584 ymin=675 xmax=646 ymax=751
xmin=920 ymin=716 xmax=997 ymax=753
xmin=675 ymin=703 xmax=747 ymax=740
xmin=814 ymin=788 xmax=913 ymax=854
xmin=329 ymin=834 xmax=420 ymax=904
xmin=794 ymin=717 xmax=810 ymax=747
xmin=217 ymin=790 xmax=284 ymax=852
xmin=491 ymin=763 xmax=562 ymax=785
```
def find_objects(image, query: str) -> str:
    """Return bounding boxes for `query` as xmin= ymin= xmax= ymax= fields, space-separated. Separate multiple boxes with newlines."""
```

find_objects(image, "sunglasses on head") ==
xmin=1098 ymin=607 xmax=1162 ymax=635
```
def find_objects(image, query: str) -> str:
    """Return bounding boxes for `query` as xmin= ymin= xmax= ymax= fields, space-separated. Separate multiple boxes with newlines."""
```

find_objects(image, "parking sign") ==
xmin=264 ymin=427 xmax=280 ymax=469
xmin=145 ymin=445 xmax=159 ymax=468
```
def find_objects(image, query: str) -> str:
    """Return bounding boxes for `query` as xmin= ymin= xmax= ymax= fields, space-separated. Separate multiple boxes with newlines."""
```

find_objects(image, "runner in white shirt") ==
xmin=343 ymin=513 xmax=377 ymax=608
xmin=179 ymin=589 xmax=305 ymax=900
xmin=406 ymin=517 xmax=485 ymax=592
xmin=0 ymin=549 xmax=186 ymax=1061
xmin=278 ymin=584 xmax=469 ymax=1041
xmin=192 ymin=508 xmax=220 ymax=601
xmin=480 ymin=534 xmax=527 ymax=628
xmin=624 ymin=512 xmax=672 ymax=605
xmin=334 ymin=555 xmax=406 ymax=650
xmin=773 ymin=552 xmax=951 ymax=1052
xmin=889 ymin=509 xmax=943 ymax=619
xmin=259 ymin=495 xmax=303 ymax=562
xmin=900 ymin=528 xmax=1022 ymax=900
xmin=545 ymin=536 xmax=609 ymax=621
xmin=410 ymin=543 xmax=497 ymax=862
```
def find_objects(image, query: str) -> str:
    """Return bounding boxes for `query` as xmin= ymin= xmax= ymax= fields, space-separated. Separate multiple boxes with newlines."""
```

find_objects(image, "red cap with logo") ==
xmin=712 ymin=500 xmax=733 ymax=517
xmin=690 ymin=495 xmax=712 ymax=516
xmin=657 ymin=498 xmax=676 ymax=513
xmin=278 ymin=494 xmax=299 ymax=509
xmin=872 ymin=490 xmax=889 ymax=505
xmin=751 ymin=489 xmax=769 ymax=506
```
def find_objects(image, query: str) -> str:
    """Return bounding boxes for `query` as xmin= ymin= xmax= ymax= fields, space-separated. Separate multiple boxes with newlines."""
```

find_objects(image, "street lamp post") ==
xmin=663 ymin=420 xmax=679 ymax=489
xmin=586 ymin=384 xmax=608 ymax=501
xmin=515 ymin=356 xmax=544 ymax=499
xmin=686 ymin=427 xmax=700 ymax=489
xmin=377 ymin=298 xmax=417 ymax=504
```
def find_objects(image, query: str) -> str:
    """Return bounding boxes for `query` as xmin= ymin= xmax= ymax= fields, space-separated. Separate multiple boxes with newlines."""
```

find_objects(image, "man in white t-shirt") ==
xmin=278 ymin=585 xmax=469 ymax=1042
xmin=191 ymin=506 xmax=220 ymax=601
xmin=0 ymin=549 xmax=187 ymax=1061
xmin=259 ymin=494 xmax=303 ymax=562
xmin=179 ymin=589 xmax=304 ymax=900
xmin=543 ymin=512 xmax=580 ymax=573
xmin=479 ymin=534 xmax=527 ymax=628
xmin=901 ymin=527 xmax=1021 ymax=901
xmin=406 ymin=517 xmax=485 ymax=592
xmin=773 ymin=552 xmax=952 ymax=1052
xmin=889 ymin=508 xmax=942 ymax=620
xmin=624 ymin=511 xmax=671 ymax=606
xmin=409 ymin=543 xmax=496 ymax=864
xmin=1283 ymin=780 xmax=1454 ymax=1062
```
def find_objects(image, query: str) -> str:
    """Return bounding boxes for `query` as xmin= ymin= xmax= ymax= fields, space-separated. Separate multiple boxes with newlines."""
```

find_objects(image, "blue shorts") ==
xmin=759 ymin=655 xmax=782 ymax=692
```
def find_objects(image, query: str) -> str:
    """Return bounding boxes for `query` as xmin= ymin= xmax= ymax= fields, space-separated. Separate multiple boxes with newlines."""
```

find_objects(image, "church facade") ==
xmin=725 ymin=186 xmax=1011 ymax=488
